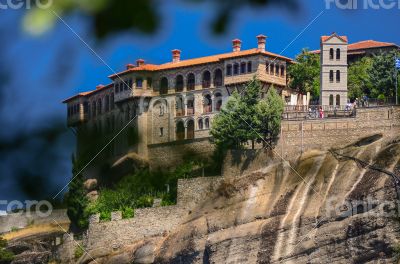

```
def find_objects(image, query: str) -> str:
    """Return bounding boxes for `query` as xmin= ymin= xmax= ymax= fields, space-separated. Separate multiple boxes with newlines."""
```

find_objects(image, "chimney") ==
xmin=126 ymin=63 xmax=135 ymax=70
xmin=136 ymin=59 xmax=145 ymax=67
xmin=256 ymin=35 xmax=267 ymax=52
xmin=232 ymin=39 xmax=242 ymax=52
xmin=172 ymin=49 xmax=181 ymax=63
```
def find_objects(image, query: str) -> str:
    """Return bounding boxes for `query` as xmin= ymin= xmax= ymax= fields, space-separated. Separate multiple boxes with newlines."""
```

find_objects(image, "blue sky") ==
xmin=0 ymin=0 xmax=399 ymax=210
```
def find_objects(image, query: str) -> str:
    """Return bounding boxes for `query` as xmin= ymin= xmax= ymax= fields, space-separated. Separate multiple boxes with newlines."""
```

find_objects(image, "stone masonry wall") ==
xmin=148 ymin=137 xmax=215 ymax=169
xmin=278 ymin=106 xmax=400 ymax=160
xmin=0 ymin=209 xmax=69 ymax=234
xmin=85 ymin=177 xmax=223 ymax=252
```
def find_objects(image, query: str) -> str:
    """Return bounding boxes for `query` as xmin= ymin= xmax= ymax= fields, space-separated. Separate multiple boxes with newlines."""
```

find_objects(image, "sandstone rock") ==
xmin=84 ymin=179 xmax=98 ymax=191
xmin=86 ymin=190 xmax=99 ymax=202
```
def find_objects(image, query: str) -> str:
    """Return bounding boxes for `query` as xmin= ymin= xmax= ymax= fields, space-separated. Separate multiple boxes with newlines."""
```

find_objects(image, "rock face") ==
xmin=149 ymin=134 xmax=400 ymax=263
xmin=58 ymin=134 xmax=400 ymax=263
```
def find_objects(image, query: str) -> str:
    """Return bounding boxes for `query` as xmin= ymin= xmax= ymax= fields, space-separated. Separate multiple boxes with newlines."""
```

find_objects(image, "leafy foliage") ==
xmin=256 ymin=87 xmax=285 ymax=145
xmin=348 ymin=57 xmax=373 ymax=100
xmin=65 ymin=155 xmax=89 ymax=230
xmin=74 ymin=246 xmax=84 ymax=260
xmin=85 ymin=160 xmax=202 ymax=221
xmin=287 ymin=48 xmax=320 ymax=99
xmin=211 ymin=78 xmax=284 ymax=149
xmin=0 ymin=236 xmax=14 ymax=264
xmin=368 ymin=51 xmax=400 ymax=99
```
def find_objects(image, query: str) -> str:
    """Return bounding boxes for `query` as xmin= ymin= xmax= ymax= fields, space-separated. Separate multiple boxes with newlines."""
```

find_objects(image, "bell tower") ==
xmin=320 ymin=33 xmax=348 ymax=106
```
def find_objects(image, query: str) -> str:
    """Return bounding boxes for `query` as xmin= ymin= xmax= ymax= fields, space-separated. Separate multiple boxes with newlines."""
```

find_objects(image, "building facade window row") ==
xmin=226 ymin=61 xmax=252 ymax=76
xmin=266 ymin=61 xmax=285 ymax=77
xmin=88 ymin=93 xmax=115 ymax=118
xmin=159 ymin=69 xmax=224 ymax=95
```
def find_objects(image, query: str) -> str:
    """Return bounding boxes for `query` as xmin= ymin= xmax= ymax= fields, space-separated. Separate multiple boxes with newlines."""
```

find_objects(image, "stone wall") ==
xmin=222 ymin=106 xmax=400 ymax=178
xmin=0 ymin=209 xmax=69 ymax=234
xmin=147 ymin=137 xmax=215 ymax=169
xmin=85 ymin=176 xmax=223 ymax=253
xmin=278 ymin=106 xmax=400 ymax=160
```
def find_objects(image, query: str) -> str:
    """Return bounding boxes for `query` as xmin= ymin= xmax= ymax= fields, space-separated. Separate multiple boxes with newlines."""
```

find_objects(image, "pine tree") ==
xmin=65 ymin=155 xmax=89 ymax=230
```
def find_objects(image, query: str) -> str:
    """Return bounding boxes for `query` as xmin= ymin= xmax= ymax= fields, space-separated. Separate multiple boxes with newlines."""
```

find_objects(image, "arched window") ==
xmin=226 ymin=64 xmax=232 ymax=76
xmin=115 ymin=83 xmax=119 ymax=94
xmin=187 ymin=73 xmax=195 ymax=91
xmin=214 ymin=69 xmax=223 ymax=87
xmin=202 ymin=71 xmax=211 ymax=88
xmin=205 ymin=118 xmax=210 ymax=129
xmin=270 ymin=64 xmax=274 ymax=75
xmin=160 ymin=77 xmax=168 ymax=95
xmin=329 ymin=70 xmax=334 ymax=82
xmin=336 ymin=70 xmax=340 ymax=82
xmin=187 ymin=120 xmax=195 ymax=139
xmin=247 ymin=61 xmax=252 ymax=73
xmin=97 ymin=98 xmax=102 ymax=115
xmin=329 ymin=94 xmax=334 ymax=106
xmin=336 ymin=94 xmax=340 ymax=106
xmin=329 ymin=48 xmax=334 ymax=60
xmin=275 ymin=64 xmax=279 ymax=76
xmin=176 ymin=121 xmax=185 ymax=141
xmin=240 ymin=62 xmax=246 ymax=74
xmin=176 ymin=96 xmax=184 ymax=116
xmin=281 ymin=66 xmax=285 ymax=77
xmin=215 ymin=92 xmax=222 ymax=111
xmin=336 ymin=48 xmax=340 ymax=60
xmin=198 ymin=119 xmax=203 ymax=130
xmin=176 ymin=75 xmax=184 ymax=92
xmin=186 ymin=95 xmax=195 ymax=115
xmin=233 ymin=63 xmax=239 ymax=75
xmin=203 ymin=94 xmax=212 ymax=113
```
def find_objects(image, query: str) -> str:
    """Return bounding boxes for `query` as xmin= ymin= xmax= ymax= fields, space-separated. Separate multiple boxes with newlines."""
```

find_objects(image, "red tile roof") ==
xmin=62 ymin=83 xmax=113 ymax=103
xmin=321 ymin=35 xmax=348 ymax=43
xmin=64 ymin=47 xmax=293 ymax=102
xmin=347 ymin=40 xmax=398 ymax=51
xmin=108 ymin=48 xmax=292 ymax=78
xmin=311 ymin=39 xmax=399 ymax=54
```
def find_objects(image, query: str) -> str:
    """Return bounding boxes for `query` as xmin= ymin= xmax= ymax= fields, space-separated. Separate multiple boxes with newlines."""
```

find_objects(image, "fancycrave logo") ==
xmin=0 ymin=0 xmax=52 ymax=9
xmin=326 ymin=0 xmax=400 ymax=9
xmin=0 ymin=200 xmax=53 ymax=217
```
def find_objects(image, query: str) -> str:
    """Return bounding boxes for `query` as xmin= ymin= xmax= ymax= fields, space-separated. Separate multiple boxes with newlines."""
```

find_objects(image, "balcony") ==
xmin=214 ymin=79 xmax=223 ymax=87
xmin=67 ymin=113 xmax=89 ymax=126
xmin=187 ymin=107 xmax=195 ymax=115
xmin=187 ymin=83 xmax=195 ymax=91
xmin=203 ymin=105 xmax=212 ymax=114
xmin=176 ymin=109 xmax=184 ymax=117
xmin=202 ymin=80 xmax=211 ymax=88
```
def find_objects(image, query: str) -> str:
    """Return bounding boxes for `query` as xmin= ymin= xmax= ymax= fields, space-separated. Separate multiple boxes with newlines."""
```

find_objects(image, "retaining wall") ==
xmin=86 ymin=176 xmax=223 ymax=252
xmin=0 ymin=209 xmax=69 ymax=234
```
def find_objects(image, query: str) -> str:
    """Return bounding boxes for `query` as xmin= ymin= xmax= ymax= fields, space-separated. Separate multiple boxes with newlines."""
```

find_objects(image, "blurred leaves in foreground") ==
xmin=23 ymin=0 xmax=298 ymax=37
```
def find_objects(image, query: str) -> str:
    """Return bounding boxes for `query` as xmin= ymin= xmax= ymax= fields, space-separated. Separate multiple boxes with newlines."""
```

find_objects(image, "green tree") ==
xmin=287 ymin=48 xmax=320 ymax=100
xmin=211 ymin=78 xmax=261 ymax=149
xmin=369 ymin=51 xmax=400 ymax=99
xmin=65 ymin=155 xmax=89 ymax=230
xmin=211 ymin=78 xmax=284 ymax=149
xmin=0 ymin=236 xmax=14 ymax=264
xmin=348 ymin=57 xmax=373 ymax=100
xmin=256 ymin=86 xmax=285 ymax=146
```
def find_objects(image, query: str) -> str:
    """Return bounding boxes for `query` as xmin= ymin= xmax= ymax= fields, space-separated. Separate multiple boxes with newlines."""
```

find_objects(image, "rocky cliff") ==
xmin=79 ymin=133 xmax=400 ymax=264
xmin=153 ymin=134 xmax=400 ymax=264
